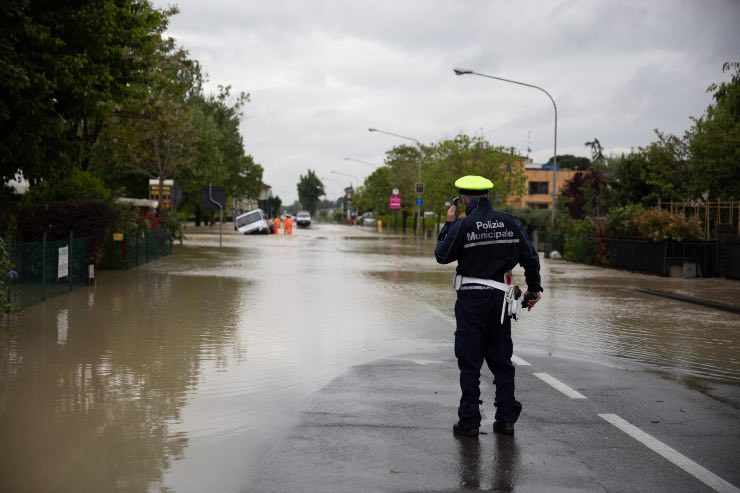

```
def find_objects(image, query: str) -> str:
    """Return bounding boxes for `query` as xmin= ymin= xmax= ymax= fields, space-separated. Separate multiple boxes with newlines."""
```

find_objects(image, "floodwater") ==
xmin=0 ymin=223 xmax=738 ymax=492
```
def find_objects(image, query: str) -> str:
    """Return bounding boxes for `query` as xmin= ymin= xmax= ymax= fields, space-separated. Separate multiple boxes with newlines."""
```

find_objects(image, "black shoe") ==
xmin=453 ymin=422 xmax=479 ymax=437
xmin=493 ymin=421 xmax=514 ymax=435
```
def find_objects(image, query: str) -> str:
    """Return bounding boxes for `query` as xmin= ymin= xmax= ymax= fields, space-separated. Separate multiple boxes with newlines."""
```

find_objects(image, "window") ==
xmin=528 ymin=182 xmax=549 ymax=195
xmin=527 ymin=203 xmax=550 ymax=210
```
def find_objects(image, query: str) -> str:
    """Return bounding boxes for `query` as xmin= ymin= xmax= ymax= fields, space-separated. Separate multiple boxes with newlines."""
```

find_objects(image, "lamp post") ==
xmin=368 ymin=127 xmax=424 ymax=237
xmin=343 ymin=157 xmax=380 ymax=169
xmin=453 ymin=68 xmax=558 ymax=224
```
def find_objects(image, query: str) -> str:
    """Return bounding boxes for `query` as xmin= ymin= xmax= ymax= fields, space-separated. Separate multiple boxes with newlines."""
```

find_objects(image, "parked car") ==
xmin=296 ymin=211 xmax=312 ymax=228
xmin=360 ymin=212 xmax=376 ymax=227
xmin=235 ymin=209 xmax=271 ymax=234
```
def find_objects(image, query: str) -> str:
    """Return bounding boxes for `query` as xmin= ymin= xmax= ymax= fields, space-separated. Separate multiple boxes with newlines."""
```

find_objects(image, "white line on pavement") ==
xmin=599 ymin=413 xmax=740 ymax=493
xmin=511 ymin=355 xmax=531 ymax=366
xmin=533 ymin=372 xmax=587 ymax=399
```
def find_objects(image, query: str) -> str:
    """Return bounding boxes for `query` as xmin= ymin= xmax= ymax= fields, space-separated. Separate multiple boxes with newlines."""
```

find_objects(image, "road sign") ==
xmin=392 ymin=188 xmax=400 ymax=195
xmin=149 ymin=179 xmax=175 ymax=210
xmin=389 ymin=195 xmax=401 ymax=210
xmin=416 ymin=197 xmax=423 ymax=207
xmin=415 ymin=183 xmax=424 ymax=194
xmin=201 ymin=187 xmax=226 ymax=211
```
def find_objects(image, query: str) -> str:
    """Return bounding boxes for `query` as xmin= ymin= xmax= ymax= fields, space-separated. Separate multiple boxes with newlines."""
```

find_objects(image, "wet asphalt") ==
xmin=1 ymin=222 xmax=738 ymax=492
xmin=252 ymin=312 xmax=740 ymax=493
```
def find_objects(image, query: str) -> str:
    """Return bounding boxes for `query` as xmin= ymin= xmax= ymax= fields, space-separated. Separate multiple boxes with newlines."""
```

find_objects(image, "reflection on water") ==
xmin=0 ymin=224 xmax=737 ymax=491
xmin=454 ymin=433 xmax=520 ymax=490
xmin=362 ymin=238 xmax=740 ymax=384
xmin=0 ymin=269 xmax=245 ymax=492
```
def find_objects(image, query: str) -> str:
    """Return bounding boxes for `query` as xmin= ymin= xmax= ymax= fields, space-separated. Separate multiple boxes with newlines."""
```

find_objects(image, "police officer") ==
xmin=435 ymin=175 xmax=542 ymax=437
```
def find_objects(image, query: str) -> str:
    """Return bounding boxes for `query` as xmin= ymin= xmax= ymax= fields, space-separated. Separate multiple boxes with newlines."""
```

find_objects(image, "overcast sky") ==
xmin=153 ymin=0 xmax=739 ymax=203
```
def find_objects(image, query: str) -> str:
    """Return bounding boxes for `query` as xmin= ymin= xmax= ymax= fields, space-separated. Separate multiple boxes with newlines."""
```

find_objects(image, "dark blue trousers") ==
xmin=454 ymin=290 xmax=522 ymax=429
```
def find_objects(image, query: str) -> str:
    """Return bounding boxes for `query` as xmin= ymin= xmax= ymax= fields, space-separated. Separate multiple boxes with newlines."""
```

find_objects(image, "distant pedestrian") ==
xmin=273 ymin=217 xmax=281 ymax=235
xmin=435 ymin=175 xmax=542 ymax=437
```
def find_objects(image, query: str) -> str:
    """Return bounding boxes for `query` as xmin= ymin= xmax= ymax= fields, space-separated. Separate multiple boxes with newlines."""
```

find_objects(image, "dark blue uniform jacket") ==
xmin=434 ymin=196 xmax=543 ymax=294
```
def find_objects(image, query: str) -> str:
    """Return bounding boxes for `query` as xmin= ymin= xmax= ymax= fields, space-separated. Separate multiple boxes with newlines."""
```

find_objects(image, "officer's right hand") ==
xmin=523 ymin=291 xmax=541 ymax=311
xmin=446 ymin=205 xmax=457 ymax=222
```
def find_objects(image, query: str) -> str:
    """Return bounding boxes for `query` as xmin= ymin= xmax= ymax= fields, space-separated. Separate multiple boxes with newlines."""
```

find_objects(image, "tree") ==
xmin=90 ymin=38 xmax=202 ymax=208
xmin=547 ymin=154 xmax=591 ymax=170
xmin=607 ymin=131 xmax=690 ymax=208
xmin=584 ymin=138 xmax=605 ymax=163
xmin=0 ymin=1 xmax=171 ymax=184
xmin=352 ymin=166 xmax=392 ymax=214
xmin=268 ymin=196 xmax=282 ymax=216
xmin=560 ymin=171 xmax=605 ymax=219
xmin=687 ymin=61 xmax=740 ymax=201
xmin=296 ymin=170 xmax=325 ymax=215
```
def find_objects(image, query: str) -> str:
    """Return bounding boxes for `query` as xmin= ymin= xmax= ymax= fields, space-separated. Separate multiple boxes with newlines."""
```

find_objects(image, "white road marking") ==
xmin=533 ymin=372 xmax=587 ymax=399
xmin=511 ymin=355 xmax=531 ymax=366
xmin=599 ymin=413 xmax=740 ymax=493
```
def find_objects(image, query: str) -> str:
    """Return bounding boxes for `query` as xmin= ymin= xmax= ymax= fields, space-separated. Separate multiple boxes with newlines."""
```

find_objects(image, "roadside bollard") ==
xmin=377 ymin=220 xmax=383 ymax=233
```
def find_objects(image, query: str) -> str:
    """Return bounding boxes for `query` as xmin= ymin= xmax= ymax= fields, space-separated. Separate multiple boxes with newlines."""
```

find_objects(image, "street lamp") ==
xmin=330 ymin=170 xmax=359 ymax=187
xmin=368 ymin=127 xmax=424 ymax=237
xmin=343 ymin=157 xmax=380 ymax=169
xmin=453 ymin=68 xmax=558 ymax=223
xmin=320 ymin=176 xmax=343 ymax=199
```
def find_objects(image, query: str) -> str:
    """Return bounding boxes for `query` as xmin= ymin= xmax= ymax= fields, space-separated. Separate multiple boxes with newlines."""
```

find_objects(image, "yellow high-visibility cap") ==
xmin=454 ymin=175 xmax=494 ymax=194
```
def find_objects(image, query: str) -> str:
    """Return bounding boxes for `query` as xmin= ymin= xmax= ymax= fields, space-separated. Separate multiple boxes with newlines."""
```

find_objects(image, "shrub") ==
xmin=25 ymin=170 xmax=111 ymax=203
xmin=633 ymin=208 xmax=703 ymax=242
xmin=563 ymin=219 xmax=596 ymax=264
xmin=110 ymin=202 xmax=139 ymax=234
xmin=16 ymin=200 xmax=113 ymax=264
xmin=604 ymin=204 xmax=645 ymax=237
xmin=0 ymin=237 xmax=14 ymax=315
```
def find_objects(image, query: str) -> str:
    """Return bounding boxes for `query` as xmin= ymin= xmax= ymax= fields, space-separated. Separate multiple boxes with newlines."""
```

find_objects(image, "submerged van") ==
xmin=235 ymin=209 xmax=270 ymax=234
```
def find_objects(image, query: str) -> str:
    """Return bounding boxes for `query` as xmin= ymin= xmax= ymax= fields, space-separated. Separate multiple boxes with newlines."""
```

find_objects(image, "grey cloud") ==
xmin=155 ymin=0 xmax=738 ymax=202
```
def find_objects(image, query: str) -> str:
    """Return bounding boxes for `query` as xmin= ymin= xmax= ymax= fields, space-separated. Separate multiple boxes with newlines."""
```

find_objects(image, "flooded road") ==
xmin=1 ymin=223 xmax=738 ymax=492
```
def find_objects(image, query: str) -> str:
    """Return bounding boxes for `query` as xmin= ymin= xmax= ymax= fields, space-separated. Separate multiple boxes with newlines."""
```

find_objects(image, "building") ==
xmin=514 ymin=165 xmax=579 ymax=209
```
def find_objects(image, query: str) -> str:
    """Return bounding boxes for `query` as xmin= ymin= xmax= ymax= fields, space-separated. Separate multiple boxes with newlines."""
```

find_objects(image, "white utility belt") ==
xmin=453 ymin=275 xmax=522 ymax=323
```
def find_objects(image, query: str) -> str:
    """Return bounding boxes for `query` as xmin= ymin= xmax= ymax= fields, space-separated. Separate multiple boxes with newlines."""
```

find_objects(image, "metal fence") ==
xmin=7 ymin=235 xmax=91 ymax=309
xmin=603 ymin=238 xmax=719 ymax=277
xmin=99 ymin=229 xmax=172 ymax=270
xmin=662 ymin=200 xmax=739 ymax=239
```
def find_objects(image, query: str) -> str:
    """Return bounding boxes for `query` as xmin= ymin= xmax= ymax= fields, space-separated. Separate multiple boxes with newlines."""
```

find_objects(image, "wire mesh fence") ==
xmin=99 ymin=229 xmax=172 ymax=271
xmin=3 ymin=228 xmax=172 ymax=310
xmin=7 ymin=235 xmax=91 ymax=309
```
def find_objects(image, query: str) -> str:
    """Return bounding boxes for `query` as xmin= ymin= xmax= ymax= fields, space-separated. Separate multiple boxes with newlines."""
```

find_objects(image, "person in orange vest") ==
xmin=273 ymin=216 xmax=281 ymax=235
xmin=284 ymin=215 xmax=293 ymax=235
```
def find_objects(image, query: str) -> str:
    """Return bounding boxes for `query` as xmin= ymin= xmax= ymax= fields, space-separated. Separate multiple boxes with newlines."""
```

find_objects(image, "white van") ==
xmin=235 ymin=209 xmax=270 ymax=234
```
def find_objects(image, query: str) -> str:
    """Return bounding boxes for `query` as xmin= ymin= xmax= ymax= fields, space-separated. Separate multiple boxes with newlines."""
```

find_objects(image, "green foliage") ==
xmin=563 ymin=219 xmax=596 ymax=264
xmin=0 ymin=236 xmax=13 ymax=315
xmin=499 ymin=207 xmax=550 ymax=235
xmin=353 ymin=135 xmax=526 ymax=224
xmin=267 ymin=196 xmax=282 ymax=216
xmin=687 ymin=61 xmax=740 ymax=201
xmin=161 ymin=212 xmax=183 ymax=243
xmin=0 ymin=0 xmax=171 ymax=183
xmin=633 ymin=208 xmax=703 ymax=242
xmin=17 ymin=200 xmax=113 ymax=263
xmin=110 ymin=202 xmax=139 ymax=233
xmin=603 ymin=204 xmax=645 ymax=237
xmin=297 ymin=170 xmax=325 ymax=215
xmin=607 ymin=131 xmax=690 ymax=207
xmin=25 ymin=170 xmax=112 ymax=203
xmin=547 ymin=154 xmax=592 ymax=170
